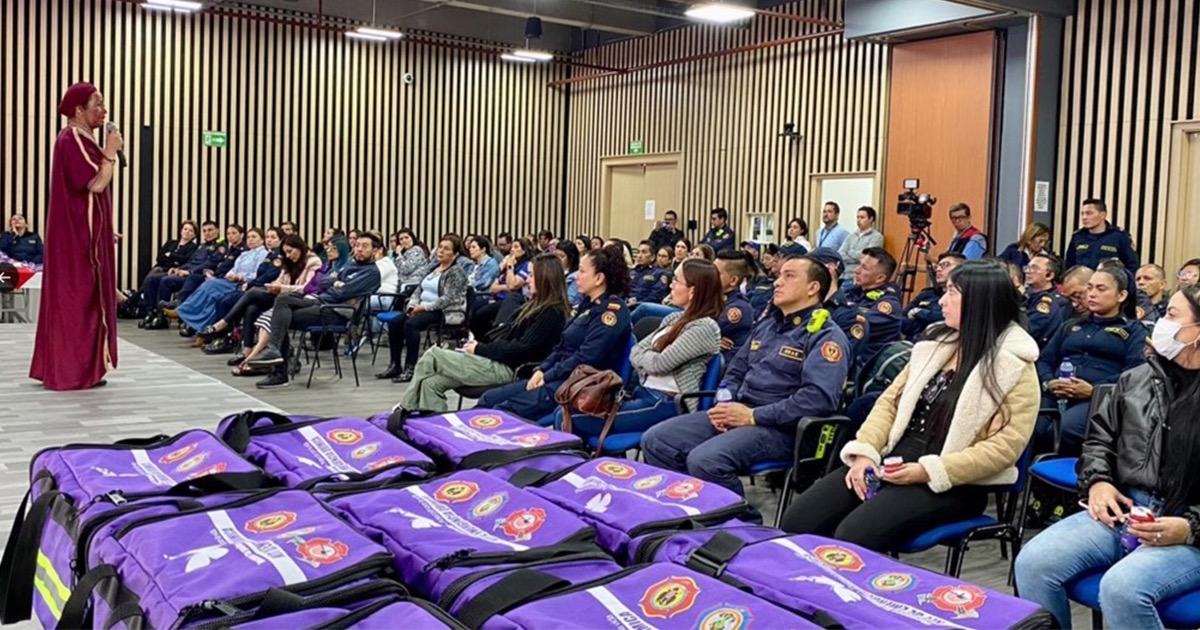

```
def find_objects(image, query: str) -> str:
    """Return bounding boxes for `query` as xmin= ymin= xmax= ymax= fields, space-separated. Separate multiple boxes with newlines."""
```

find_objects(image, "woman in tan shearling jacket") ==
xmin=781 ymin=260 xmax=1040 ymax=551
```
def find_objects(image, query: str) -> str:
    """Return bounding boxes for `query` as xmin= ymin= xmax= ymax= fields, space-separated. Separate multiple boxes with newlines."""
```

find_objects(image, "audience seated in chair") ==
xmin=477 ymin=244 xmax=632 ymax=420
xmin=396 ymin=254 xmax=569 ymax=413
xmin=1035 ymin=262 xmax=1148 ymax=455
xmin=843 ymin=246 xmax=903 ymax=369
xmin=393 ymin=228 xmax=430 ymax=292
xmin=555 ymin=258 xmax=722 ymax=446
xmin=376 ymin=234 xmax=469 ymax=383
xmin=471 ymin=237 xmax=533 ymax=338
xmin=199 ymin=235 xmax=321 ymax=370
xmin=166 ymin=224 xmax=247 ymax=315
xmin=640 ymin=255 xmax=850 ymax=522
xmin=0 ymin=214 xmax=44 ymax=264
xmin=900 ymin=252 xmax=963 ymax=342
xmin=175 ymin=227 xmax=268 ymax=332
xmin=780 ymin=259 xmax=1038 ymax=551
xmin=1024 ymin=253 xmax=1071 ymax=348
xmin=1015 ymin=285 xmax=1200 ymax=630
xmin=140 ymin=220 xmax=225 ymax=329
xmin=552 ymin=240 xmax=582 ymax=307
xmin=628 ymin=240 xmax=671 ymax=307
xmin=135 ymin=221 xmax=198 ymax=318
xmin=465 ymin=235 xmax=499 ymax=301
xmin=245 ymin=233 xmax=382 ymax=389
xmin=713 ymin=250 xmax=755 ymax=362
xmin=198 ymin=228 xmax=285 ymax=354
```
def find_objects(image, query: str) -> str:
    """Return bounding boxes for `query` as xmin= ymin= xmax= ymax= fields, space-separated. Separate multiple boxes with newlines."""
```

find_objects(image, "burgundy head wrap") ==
xmin=58 ymin=82 xmax=97 ymax=117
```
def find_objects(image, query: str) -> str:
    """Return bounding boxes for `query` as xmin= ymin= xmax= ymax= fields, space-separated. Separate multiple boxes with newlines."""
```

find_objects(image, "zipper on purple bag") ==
xmin=435 ymin=550 xmax=614 ymax=612
xmin=181 ymin=574 xmax=406 ymax=630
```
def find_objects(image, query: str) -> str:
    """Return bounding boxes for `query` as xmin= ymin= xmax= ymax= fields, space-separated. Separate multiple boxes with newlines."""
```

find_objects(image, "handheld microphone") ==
xmin=105 ymin=121 xmax=128 ymax=168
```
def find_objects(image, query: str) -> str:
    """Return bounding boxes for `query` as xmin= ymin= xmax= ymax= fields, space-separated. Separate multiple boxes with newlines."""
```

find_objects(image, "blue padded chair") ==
xmin=893 ymin=444 xmax=1033 ymax=577
xmin=1068 ymin=568 xmax=1200 ymax=628
xmin=536 ymin=334 xmax=638 ymax=430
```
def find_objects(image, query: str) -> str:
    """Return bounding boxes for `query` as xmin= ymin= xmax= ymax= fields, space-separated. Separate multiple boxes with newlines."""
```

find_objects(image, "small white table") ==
xmin=0 ymin=272 xmax=41 ymax=323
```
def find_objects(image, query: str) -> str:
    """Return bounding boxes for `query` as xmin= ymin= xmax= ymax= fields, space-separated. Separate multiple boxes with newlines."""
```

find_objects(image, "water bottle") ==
xmin=1057 ymin=360 xmax=1076 ymax=414
xmin=716 ymin=387 xmax=733 ymax=404
xmin=864 ymin=467 xmax=881 ymax=500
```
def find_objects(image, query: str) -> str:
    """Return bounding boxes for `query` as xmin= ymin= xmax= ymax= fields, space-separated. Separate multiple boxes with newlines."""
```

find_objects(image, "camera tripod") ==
xmin=898 ymin=227 xmax=937 ymax=304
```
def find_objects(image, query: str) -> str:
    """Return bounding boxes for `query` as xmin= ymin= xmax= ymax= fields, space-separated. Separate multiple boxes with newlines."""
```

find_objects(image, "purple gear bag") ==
xmin=325 ymin=469 xmax=607 ymax=603
xmin=632 ymin=525 xmax=1055 ymax=629
xmin=375 ymin=409 xmax=587 ymax=480
xmin=59 ymin=489 xmax=393 ymax=630
xmin=0 ymin=430 xmax=269 ymax=628
xmin=530 ymin=458 xmax=748 ymax=557
xmin=217 ymin=410 xmax=435 ymax=490
xmin=193 ymin=579 xmax=467 ymax=629
xmin=461 ymin=562 xmax=820 ymax=630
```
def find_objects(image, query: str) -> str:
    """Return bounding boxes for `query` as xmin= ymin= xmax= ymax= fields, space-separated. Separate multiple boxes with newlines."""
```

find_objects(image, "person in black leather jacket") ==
xmin=1016 ymin=284 xmax=1200 ymax=630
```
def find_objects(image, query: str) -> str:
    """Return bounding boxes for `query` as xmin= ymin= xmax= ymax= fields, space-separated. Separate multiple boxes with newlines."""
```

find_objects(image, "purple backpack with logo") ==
xmin=59 ymin=489 xmax=393 ymax=630
xmin=324 ymin=469 xmax=612 ymax=606
xmin=217 ymin=411 xmax=435 ymax=490
xmin=0 ymin=430 xmax=269 ymax=628
xmin=209 ymin=579 xmax=467 ymax=629
xmin=462 ymin=562 xmax=821 ymax=630
xmin=376 ymin=409 xmax=587 ymax=482
xmin=632 ymin=525 xmax=1055 ymax=629
xmin=530 ymin=458 xmax=748 ymax=557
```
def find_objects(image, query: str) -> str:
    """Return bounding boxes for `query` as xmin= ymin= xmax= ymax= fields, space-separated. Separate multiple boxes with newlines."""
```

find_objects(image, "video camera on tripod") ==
xmin=897 ymin=178 xmax=937 ymax=233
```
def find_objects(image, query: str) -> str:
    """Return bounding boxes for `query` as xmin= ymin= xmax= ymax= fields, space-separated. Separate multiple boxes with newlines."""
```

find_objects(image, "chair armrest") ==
xmin=372 ymin=292 xmax=409 ymax=312
xmin=675 ymin=390 xmax=717 ymax=415
xmin=514 ymin=362 xmax=541 ymax=380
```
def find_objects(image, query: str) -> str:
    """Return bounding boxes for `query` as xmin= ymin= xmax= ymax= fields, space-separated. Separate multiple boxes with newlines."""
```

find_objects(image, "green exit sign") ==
xmin=628 ymin=140 xmax=644 ymax=154
xmin=202 ymin=131 xmax=228 ymax=148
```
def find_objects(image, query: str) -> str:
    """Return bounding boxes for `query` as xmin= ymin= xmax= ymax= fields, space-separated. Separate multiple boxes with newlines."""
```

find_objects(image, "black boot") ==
xmin=375 ymin=364 xmax=401 ymax=380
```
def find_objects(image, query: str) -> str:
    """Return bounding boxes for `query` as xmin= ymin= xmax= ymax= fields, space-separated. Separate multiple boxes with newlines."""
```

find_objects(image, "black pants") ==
xmin=387 ymin=310 xmax=443 ymax=367
xmin=470 ymin=293 xmax=525 ymax=339
xmin=779 ymin=465 xmax=989 ymax=552
xmin=267 ymin=294 xmax=347 ymax=354
xmin=223 ymin=287 xmax=276 ymax=348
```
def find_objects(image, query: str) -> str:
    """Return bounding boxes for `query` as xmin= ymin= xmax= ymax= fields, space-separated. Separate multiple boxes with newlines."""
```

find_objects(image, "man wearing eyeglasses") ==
xmin=901 ymin=251 xmax=964 ymax=341
xmin=1178 ymin=259 xmax=1200 ymax=292
xmin=946 ymin=202 xmax=987 ymax=260
xmin=1025 ymin=254 xmax=1070 ymax=347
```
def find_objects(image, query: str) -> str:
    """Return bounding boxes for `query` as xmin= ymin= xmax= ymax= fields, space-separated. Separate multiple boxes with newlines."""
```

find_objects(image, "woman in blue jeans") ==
xmin=554 ymin=259 xmax=722 ymax=445
xmin=1015 ymin=285 xmax=1200 ymax=629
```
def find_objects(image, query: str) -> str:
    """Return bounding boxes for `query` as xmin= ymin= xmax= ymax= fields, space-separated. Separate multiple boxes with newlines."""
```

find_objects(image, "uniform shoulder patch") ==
xmin=1136 ymin=306 xmax=1146 ymax=319
xmin=660 ymin=275 xmax=669 ymax=284
xmin=607 ymin=302 xmax=622 ymax=311
xmin=273 ymin=258 xmax=283 ymax=267
xmin=850 ymin=323 xmax=865 ymax=340
xmin=601 ymin=311 xmax=618 ymax=327
xmin=1036 ymin=301 xmax=1051 ymax=315
xmin=726 ymin=307 xmax=743 ymax=324
xmin=876 ymin=301 xmax=894 ymax=315
xmin=820 ymin=341 xmax=843 ymax=363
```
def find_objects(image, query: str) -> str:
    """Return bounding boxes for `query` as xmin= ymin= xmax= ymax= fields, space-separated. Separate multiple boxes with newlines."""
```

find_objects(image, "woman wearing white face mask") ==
xmin=1016 ymin=285 xmax=1200 ymax=630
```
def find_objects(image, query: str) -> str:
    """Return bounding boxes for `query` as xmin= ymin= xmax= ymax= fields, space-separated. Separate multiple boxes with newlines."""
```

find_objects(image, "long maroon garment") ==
xmin=29 ymin=126 xmax=118 ymax=390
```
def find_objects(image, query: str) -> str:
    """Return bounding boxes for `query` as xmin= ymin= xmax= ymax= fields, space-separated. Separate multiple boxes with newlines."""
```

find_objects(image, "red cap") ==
xmin=58 ymin=82 xmax=97 ymax=117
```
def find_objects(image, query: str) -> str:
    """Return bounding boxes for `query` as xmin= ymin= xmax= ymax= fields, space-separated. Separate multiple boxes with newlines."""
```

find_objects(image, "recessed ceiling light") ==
xmin=346 ymin=31 xmax=390 ymax=42
xmin=143 ymin=0 xmax=203 ymax=12
xmin=355 ymin=26 xmax=404 ymax=39
xmin=501 ymin=53 xmax=539 ymax=63
xmin=684 ymin=3 xmax=755 ymax=23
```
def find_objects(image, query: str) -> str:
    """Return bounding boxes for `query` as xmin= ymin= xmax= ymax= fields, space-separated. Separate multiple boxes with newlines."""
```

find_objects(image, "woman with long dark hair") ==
xmin=553 ymin=259 xmax=722 ymax=443
xmin=574 ymin=235 xmax=591 ymax=253
xmin=553 ymin=240 xmax=582 ymax=307
xmin=478 ymin=244 xmax=633 ymax=421
xmin=471 ymin=237 xmax=533 ymax=337
xmin=1035 ymin=262 xmax=1148 ymax=455
xmin=395 ymin=254 xmax=571 ymax=413
xmin=780 ymin=259 xmax=1040 ymax=550
xmin=1016 ymin=285 xmax=1200 ymax=630
xmin=673 ymin=238 xmax=692 ymax=268
xmin=394 ymin=227 xmax=430 ymax=290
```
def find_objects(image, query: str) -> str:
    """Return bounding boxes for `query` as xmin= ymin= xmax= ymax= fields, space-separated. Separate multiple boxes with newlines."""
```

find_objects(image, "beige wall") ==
xmin=564 ymin=0 xmax=890 ymax=248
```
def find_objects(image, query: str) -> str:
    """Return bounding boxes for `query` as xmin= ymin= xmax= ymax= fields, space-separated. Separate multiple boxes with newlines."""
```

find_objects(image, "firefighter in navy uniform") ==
xmin=166 ymin=224 xmax=247 ymax=312
xmin=719 ymin=288 xmax=753 ymax=363
xmin=642 ymin=256 xmax=850 ymax=520
xmin=808 ymin=248 xmax=870 ymax=366
xmin=0 ymin=214 xmax=44 ymax=264
xmin=1035 ymin=264 xmax=1148 ymax=455
xmin=628 ymin=240 xmax=671 ymax=306
xmin=142 ymin=221 xmax=226 ymax=329
xmin=843 ymin=247 xmax=903 ymax=368
xmin=901 ymin=252 xmax=964 ymax=341
xmin=202 ymin=242 xmax=286 ymax=355
xmin=700 ymin=207 xmax=736 ymax=253
xmin=1064 ymin=198 xmax=1139 ymax=273
xmin=1023 ymin=253 xmax=1070 ymax=348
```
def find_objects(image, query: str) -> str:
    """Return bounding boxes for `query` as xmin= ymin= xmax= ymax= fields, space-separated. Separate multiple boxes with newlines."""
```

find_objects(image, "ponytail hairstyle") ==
xmin=1095 ymin=258 xmax=1137 ymax=319
xmin=654 ymin=259 xmax=723 ymax=351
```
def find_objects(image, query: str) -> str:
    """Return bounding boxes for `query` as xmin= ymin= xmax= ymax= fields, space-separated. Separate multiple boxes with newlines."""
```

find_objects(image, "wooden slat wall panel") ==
xmin=1054 ymin=0 xmax=1200 ymax=263
xmin=564 ymin=0 xmax=890 ymax=244
xmin=1 ymin=0 xmax=566 ymax=287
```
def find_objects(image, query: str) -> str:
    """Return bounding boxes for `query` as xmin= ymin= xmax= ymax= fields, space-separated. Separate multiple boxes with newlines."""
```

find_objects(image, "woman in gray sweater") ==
xmin=554 ymin=258 xmax=723 ymax=441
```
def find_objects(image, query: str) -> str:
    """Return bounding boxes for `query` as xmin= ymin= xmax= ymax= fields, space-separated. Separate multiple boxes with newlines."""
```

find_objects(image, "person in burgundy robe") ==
xmin=29 ymin=83 xmax=124 ymax=390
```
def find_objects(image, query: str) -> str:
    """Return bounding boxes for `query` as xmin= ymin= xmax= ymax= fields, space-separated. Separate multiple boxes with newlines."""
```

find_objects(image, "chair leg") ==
xmin=306 ymin=351 xmax=318 ymax=389
xmin=1091 ymin=608 xmax=1103 ymax=629
xmin=773 ymin=468 xmax=794 ymax=529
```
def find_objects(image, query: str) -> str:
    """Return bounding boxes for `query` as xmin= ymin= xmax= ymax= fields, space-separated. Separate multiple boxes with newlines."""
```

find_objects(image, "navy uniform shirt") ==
xmin=825 ymin=289 xmax=870 ymax=366
xmin=0 ymin=231 xmax=44 ymax=264
xmin=1065 ymin=222 xmax=1139 ymax=274
xmin=721 ymin=305 xmax=851 ymax=430
xmin=1134 ymin=290 xmax=1160 ymax=325
xmin=901 ymin=286 xmax=945 ymax=341
xmin=719 ymin=290 xmax=753 ymax=361
xmin=700 ymin=226 xmax=736 ymax=253
xmin=212 ymin=241 xmax=248 ymax=277
xmin=540 ymin=293 xmax=631 ymax=384
xmin=1036 ymin=314 xmax=1149 ymax=388
xmin=844 ymin=282 xmax=903 ymax=366
xmin=629 ymin=265 xmax=671 ymax=304
xmin=745 ymin=275 xmax=775 ymax=320
xmin=248 ymin=249 xmax=283 ymax=288
xmin=1025 ymin=288 xmax=1070 ymax=348
xmin=182 ymin=238 xmax=226 ymax=274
